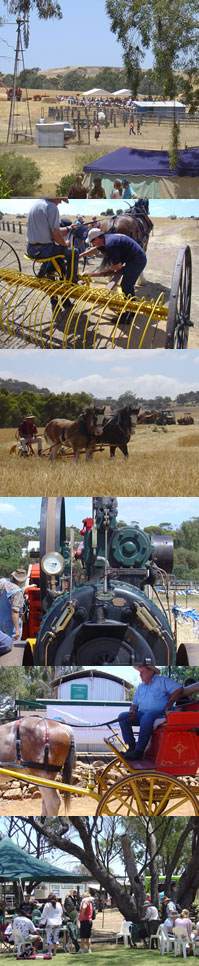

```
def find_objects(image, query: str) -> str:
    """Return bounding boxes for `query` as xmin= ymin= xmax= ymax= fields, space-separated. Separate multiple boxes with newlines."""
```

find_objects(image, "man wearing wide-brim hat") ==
xmin=17 ymin=414 xmax=43 ymax=457
xmin=118 ymin=663 xmax=183 ymax=760
xmin=0 ymin=569 xmax=27 ymax=644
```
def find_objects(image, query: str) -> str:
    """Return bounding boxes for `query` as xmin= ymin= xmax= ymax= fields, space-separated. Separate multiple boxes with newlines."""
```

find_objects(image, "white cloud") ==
xmin=0 ymin=502 xmax=18 ymax=514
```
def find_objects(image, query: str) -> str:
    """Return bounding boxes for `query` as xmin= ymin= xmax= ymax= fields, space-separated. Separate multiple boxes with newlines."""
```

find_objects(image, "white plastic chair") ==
xmin=173 ymin=925 xmax=190 ymax=958
xmin=149 ymin=924 xmax=164 ymax=951
xmin=12 ymin=927 xmax=34 ymax=957
xmin=193 ymin=937 xmax=199 ymax=956
xmin=116 ymin=921 xmax=132 ymax=946
xmin=156 ymin=924 xmax=176 ymax=956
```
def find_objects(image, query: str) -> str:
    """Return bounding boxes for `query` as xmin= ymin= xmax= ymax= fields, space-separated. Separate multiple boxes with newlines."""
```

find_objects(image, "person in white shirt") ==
xmin=12 ymin=913 xmax=41 ymax=954
xmin=142 ymin=902 xmax=160 ymax=940
xmin=40 ymin=894 xmax=63 ymax=954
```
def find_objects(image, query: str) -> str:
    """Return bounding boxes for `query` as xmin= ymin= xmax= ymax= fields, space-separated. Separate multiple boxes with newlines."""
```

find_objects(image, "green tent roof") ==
xmin=0 ymin=838 xmax=92 ymax=883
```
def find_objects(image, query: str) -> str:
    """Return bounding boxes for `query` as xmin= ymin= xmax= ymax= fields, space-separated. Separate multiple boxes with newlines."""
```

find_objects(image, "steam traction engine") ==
xmin=33 ymin=497 xmax=175 ymax=666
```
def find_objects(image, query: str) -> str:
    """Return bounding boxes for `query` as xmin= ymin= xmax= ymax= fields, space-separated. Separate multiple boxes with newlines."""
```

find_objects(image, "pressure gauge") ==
xmin=41 ymin=551 xmax=65 ymax=576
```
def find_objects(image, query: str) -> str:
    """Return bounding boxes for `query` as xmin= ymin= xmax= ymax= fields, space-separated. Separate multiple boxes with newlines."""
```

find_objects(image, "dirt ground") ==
xmin=0 ymin=217 xmax=198 ymax=349
xmin=0 ymin=419 xmax=199 ymax=498
xmin=0 ymin=91 xmax=199 ymax=194
xmin=0 ymin=788 xmax=197 ymax=817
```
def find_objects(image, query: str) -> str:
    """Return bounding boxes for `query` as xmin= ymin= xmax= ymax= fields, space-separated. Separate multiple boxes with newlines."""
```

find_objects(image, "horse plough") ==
xmin=0 ymin=238 xmax=193 ymax=349
xmin=1 ymin=705 xmax=199 ymax=816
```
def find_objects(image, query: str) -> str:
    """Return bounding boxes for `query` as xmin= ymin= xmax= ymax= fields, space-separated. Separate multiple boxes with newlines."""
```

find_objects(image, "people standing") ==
xmin=78 ymin=893 xmax=93 ymax=954
xmin=0 ymin=570 xmax=26 ymax=642
xmin=82 ymin=229 xmax=147 ymax=325
xmin=40 ymin=894 xmax=63 ymax=955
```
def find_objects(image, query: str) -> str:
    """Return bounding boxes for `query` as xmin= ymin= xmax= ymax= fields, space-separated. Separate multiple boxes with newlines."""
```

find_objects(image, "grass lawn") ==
xmin=0 ymin=951 xmax=179 ymax=966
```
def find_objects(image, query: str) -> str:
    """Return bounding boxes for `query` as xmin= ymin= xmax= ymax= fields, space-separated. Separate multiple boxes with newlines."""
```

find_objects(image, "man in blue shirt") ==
xmin=82 ymin=228 xmax=147 ymax=325
xmin=118 ymin=665 xmax=183 ymax=760
xmin=122 ymin=180 xmax=137 ymax=199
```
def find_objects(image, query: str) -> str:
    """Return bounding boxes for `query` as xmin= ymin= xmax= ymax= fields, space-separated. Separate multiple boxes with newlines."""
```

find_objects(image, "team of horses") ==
xmin=44 ymin=404 xmax=140 ymax=460
xmin=0 ymin=716 xmax=76 ymax=816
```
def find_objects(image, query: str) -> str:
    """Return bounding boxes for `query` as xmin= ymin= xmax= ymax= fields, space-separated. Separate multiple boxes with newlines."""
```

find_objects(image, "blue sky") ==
xmin=0 ymin=348 xmax=199 ymax=398
xmin=1 ymin=199 xmax=199 ymax=219
xmin=0 ymin=0 xmax=153 ymax=73
xmin=0 ymin=496 xmax=199 ymax=532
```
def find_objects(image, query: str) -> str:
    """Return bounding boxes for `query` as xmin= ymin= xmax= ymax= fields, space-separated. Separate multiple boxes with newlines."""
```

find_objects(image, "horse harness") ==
xmin=7 ymin=718 xmax=59 ymax=772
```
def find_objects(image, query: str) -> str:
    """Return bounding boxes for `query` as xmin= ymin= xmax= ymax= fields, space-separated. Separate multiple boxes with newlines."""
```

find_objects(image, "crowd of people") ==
xmin=1 ymin=889 xmax=199 ymax=957
xmin=137 ymin=894 xmax=199 ymax=952
xmin=67 ymin=174 xmax=137 ymax=199
xmin=1 ymin=890 xmax=95 ymax=958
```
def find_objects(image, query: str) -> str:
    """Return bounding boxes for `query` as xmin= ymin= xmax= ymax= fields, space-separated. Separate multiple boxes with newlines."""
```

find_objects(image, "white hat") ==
xmin=87 ymin=228 xmax=103 ymax=244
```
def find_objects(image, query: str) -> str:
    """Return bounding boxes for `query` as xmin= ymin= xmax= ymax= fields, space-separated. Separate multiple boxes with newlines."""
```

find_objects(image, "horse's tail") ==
xmin=62 ymin=727 xmax=76 ymax=813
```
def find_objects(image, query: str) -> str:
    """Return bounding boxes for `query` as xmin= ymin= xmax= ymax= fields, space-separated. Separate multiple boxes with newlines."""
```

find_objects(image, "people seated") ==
xmin=11 ymin=910 xmax=42 ymax=958
xmin=118 ymin=664 xmax=183 ymax=759
xmin=17 ymin=414 xmax=42 ymax=457
xmin=174 ymin=909 xmax=193 ymax=941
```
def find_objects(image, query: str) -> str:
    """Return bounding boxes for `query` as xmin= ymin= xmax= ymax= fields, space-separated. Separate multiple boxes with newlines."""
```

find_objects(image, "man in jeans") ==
xmin=27 ymin=198 xmax=79 ymax=310
xmin=118 ymin=664 xmax=183 ymax=759
xmin=83 ymin=229 xmax=147 ymax=325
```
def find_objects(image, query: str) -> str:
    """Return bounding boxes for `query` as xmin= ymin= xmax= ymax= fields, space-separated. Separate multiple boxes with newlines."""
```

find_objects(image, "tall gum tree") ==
xmin=106 ymin=0 xmax=199 ymax=164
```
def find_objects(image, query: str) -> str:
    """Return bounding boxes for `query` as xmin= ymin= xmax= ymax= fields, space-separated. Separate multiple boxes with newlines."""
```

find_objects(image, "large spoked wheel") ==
xmin=95 ymin=770 xmax=199 ymax=817
xmin=0 ymin=237 xmax=21 ymax=272
xmin=165 ymin=245 xmax=192 ymax=349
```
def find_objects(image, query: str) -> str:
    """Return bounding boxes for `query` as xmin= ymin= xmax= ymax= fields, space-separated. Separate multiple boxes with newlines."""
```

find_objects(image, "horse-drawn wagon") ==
xmin=0 ymin=207 xmax=193 ymax=348
xmin=0 ymin=683 xmax=199 ymax=815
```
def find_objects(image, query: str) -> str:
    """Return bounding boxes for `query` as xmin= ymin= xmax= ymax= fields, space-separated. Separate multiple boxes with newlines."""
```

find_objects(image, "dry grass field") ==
xmin=0 ymin=218 xmax=198 ymax=349
xmin=1 ymin=420 xmax=199 ymax=497
xmin=0 ymin=90 xmax=199 ymax=194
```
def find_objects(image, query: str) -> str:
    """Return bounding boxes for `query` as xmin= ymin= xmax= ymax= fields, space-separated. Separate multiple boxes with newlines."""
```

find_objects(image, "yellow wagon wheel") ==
xmin=95 ymin=770 xmax=199 ymax=817
xmin=96 ymin=755 xmax=126 ymax=797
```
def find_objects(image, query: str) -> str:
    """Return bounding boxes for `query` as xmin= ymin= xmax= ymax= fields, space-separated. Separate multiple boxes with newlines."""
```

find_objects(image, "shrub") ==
xmin=0 ymin=153 xmax=41 ymax=197
xmin=56 ymin=173 xmax=77 ymax=196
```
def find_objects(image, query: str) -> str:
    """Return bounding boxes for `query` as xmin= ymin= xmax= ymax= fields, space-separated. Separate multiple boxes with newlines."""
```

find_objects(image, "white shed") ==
xmin=48 ymin=669 xmax=131 ymax=752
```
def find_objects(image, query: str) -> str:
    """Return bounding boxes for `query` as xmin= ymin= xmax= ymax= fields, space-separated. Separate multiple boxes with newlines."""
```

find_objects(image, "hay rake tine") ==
xmin=111 ymin=294 xmax=137 ymax=348
xmin=0 ymin=256 xmax=189 ymax=350
xmin=92 ymin=291 xmax=124 ymax=349
xmin=138 ymin=292 xmax=166 ymax=349
xmin=127 ymin=299 xmax=146 ymax=349
xmin=73 ymin=290 xmax=94 ymax=348
xmin=62 ymin=289 xmax=89 ymax=348
xmin=83 ymin=292 xmax=107 ymax=348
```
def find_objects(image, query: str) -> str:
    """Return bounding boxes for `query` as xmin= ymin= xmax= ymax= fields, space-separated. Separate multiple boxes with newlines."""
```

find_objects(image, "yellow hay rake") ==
xmin=0 ymin=240 xmax=192 ymax=349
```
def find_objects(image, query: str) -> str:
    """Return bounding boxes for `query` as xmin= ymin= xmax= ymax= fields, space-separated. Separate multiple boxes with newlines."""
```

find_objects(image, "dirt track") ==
xmin=0 ymin=791 xmax=196 ymax=817
xmin=0 ymin=217 xmax=198 ymax=349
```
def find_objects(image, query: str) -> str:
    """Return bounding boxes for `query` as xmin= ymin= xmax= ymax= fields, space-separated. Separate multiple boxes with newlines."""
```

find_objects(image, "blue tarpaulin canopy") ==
xmin=84 ymin=146 xmax=199 ymax=178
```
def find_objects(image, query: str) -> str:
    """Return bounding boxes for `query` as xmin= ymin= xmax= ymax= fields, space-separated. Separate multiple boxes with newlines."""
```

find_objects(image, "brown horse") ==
xmin=101 ymin=200 xmax=153 ymax=283
xmin=0 ymin=716 xmax=76 ymax=816
xmin=102 ymin=200 xmax=153 ymax=253
xmin=44 ymin=406 xmax=104 ymax=461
